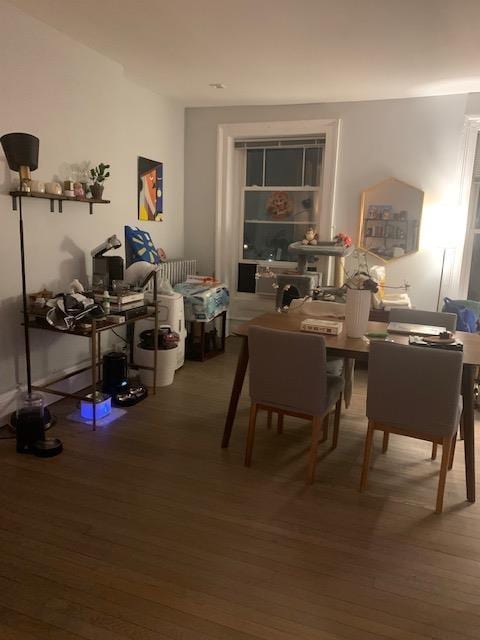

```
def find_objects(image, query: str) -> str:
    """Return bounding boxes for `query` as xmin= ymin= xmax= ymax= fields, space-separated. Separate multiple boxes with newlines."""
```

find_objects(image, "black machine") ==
xmin=91 ymin=234 xmax=124 ymax=289
xmin=138 ymin=327 xmax=179 ymax=350
xmin=102 ymin=351 xmax=128 ymax=396
xmin=102 ymin=351 xmax=148 ymax=407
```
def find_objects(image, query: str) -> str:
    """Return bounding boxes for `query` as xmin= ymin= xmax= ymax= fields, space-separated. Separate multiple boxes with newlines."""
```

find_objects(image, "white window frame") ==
xmin=215 ymin=119 xmax=340 ymax=296
xmin=238 ymin=144 xmax=323 ymax=271
xmin=458 ymin=116 xmax=480 ymax=299
xmin=453 ymin=116 xmax=480 ymax=299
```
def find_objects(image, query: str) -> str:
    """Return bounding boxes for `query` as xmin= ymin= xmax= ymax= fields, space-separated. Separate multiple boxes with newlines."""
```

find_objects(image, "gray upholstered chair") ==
xmin=266 ymin=299 xmax=349 ymax=444
xmin=246 ymin=326 xmax=344 ymax=483
xmin=389 ymin=308 xmax=457 ymax=332
xmin=388 ymin=308 xmax=458 ymax=459
xmin=360 ymin=341 xmax=463 ymax=513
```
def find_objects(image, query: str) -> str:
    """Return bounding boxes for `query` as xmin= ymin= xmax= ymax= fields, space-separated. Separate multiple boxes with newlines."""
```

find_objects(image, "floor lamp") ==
xmin=1 ymin=133 xmax=54 ymax=431
xmin=436 ymin=246 xmax=447 ymax=311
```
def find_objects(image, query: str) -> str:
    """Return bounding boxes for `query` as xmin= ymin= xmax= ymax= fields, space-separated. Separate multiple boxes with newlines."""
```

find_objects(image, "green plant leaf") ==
xmin=105 ymin=172 xmax=110 ymax=178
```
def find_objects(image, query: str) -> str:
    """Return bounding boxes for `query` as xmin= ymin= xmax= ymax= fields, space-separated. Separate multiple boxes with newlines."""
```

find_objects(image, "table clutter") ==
xmin=20 ymin=222 xmax=231 ymax=434
xmin=408 ymin=334 xmax=464 ymax=351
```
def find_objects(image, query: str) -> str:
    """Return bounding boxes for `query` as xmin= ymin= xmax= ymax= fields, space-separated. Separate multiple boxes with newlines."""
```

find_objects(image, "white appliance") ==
xmin=134 ymin=345 xmax=177 ymax=387
xmin=134 ymin=292 xmax=186 ymax=370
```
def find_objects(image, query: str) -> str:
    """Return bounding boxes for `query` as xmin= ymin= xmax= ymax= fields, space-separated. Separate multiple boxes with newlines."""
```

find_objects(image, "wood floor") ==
xmin=1 ymin=336 xmax=480 ymax=640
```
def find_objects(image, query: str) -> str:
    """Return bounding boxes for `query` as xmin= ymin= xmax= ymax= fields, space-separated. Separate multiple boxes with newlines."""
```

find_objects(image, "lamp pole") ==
xmin=436 ymin=247 xmax=447 ymax=312
xmin=18 ymin=196 xmax=32 ymax=394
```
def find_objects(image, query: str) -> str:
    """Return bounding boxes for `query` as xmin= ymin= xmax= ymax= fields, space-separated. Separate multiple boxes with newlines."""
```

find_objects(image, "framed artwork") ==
xmin=138 ymin=156 xmax=163 ymax=221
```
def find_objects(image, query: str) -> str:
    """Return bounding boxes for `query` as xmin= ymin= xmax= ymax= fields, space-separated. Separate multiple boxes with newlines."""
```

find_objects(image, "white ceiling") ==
xmin=9 ymin=0 xmax=480 ymax=107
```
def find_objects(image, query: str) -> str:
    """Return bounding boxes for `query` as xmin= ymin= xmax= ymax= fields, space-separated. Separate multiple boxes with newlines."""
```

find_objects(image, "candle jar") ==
xmin=15 ymin=390 xmax=45 ymax=453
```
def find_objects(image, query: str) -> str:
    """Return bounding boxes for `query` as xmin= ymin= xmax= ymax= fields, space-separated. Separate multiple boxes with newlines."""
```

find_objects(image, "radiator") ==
xmin=157 ymin=259 xmax=197 ymax=286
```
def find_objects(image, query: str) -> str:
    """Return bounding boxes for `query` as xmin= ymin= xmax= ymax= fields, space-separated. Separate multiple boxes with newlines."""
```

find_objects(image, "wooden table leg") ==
xmin=462 ymin=364 xmax=476 ymax=503
xmin=221 ymin=335 xmax=249 ymax=448
xmin=220 ymin=311 xmax=227 ymax=352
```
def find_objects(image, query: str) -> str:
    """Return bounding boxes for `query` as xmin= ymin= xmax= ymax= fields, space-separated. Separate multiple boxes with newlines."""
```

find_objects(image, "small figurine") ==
xmin=73 ymin=182 xmax=85 ymax=198
xmin=302 ymin=228 xmax=318 ymax=245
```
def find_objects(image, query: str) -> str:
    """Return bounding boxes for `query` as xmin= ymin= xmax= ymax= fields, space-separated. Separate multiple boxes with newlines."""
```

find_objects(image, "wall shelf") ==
xmin=9 ymin=190 xmax=110 ymax=214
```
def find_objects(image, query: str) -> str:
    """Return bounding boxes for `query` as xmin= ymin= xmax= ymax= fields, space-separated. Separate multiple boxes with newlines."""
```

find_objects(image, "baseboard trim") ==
xmin=0 ymin=358 xmax=93 ymax=427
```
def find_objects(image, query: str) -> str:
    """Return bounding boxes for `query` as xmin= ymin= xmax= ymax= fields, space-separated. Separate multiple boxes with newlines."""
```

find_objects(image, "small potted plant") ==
xmin=89 ymin=163 xmax=110 ymax=199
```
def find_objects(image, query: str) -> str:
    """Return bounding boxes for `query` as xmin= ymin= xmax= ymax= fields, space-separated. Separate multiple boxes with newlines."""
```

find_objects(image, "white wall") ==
xmin=0 ymin=1 xmax=184 ymax=401
xmin=184 ymin=94 xmax=468 ymax=309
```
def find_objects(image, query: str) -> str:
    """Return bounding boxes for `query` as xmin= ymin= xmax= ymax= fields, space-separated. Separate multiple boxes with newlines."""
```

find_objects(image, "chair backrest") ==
xmin=389 ymin=308 xmax=457 ymax=332
xmin=248 ymin=326 xmax=329 ymax=416
xmin=367 ymin=341 xmax=463 ymax=438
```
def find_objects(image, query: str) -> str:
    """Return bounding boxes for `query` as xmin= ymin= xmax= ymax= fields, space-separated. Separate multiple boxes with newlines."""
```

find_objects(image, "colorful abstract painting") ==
xmin=138 ymin=156 xmax=163 ymax=221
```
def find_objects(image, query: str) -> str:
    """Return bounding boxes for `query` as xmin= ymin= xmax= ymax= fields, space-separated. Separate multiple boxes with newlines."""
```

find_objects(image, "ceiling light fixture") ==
xmin=209 ymin=83 xmax=226 ymax=89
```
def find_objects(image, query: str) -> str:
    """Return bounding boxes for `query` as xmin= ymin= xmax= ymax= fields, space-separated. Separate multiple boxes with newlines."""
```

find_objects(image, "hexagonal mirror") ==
xmin=359 ymin=177 xmax=424 ymax=262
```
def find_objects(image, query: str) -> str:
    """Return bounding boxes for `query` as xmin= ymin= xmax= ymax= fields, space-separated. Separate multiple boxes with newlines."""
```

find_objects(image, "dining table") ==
xmin=221 ymin=313 xmax=480 ymax=503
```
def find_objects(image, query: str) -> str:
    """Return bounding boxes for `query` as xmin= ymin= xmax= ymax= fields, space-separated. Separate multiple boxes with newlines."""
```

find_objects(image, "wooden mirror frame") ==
xmin=358 ymin=177 xmax=424 ymax=263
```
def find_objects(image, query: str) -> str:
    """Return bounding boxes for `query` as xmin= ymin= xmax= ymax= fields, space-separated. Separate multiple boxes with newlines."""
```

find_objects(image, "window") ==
xmin=466 ymin=134 xmax=480 ymax=300
xmin=215 ymin=119 xmax=339 ymax=316
xmin=236 ymin=138 xmax=324 ymax=291
xmin=467 ymin=182 xmax=480 ymax=300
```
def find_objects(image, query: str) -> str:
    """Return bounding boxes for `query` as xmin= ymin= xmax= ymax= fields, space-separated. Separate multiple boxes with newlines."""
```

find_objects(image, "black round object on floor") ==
xmin=32 ymin=438 xmax=63 ymax=458
xmin=9 ymin=407 xmax=55 ymax=432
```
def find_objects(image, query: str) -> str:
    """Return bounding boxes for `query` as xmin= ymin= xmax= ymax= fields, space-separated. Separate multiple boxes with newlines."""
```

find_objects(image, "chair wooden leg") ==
xmin=360 ymin=421 xmax=375 ymax=492
xmin=267 ymin=409 xmax=272 ymax=429
xmin=244 ymin=404 xmax=258 ymax=467
xmin=431 ymin=442 xmax=438 ymax=460
xmin=332 ymin=395 xmax=342 ymax=450
xmin=321 ymin=413 xmax=329 ymax=443
xmin=277 ymin=412 xmax=284 ymax=434
xmin=382 ymin=432 xmax=389 ymax=453
xmin=448 ymin=433 xmax=457 ymax=471
xmin=307 ymin=415 xmax=323 ymax=484
xmin=436 ymin=437 xmax=452 ymax=514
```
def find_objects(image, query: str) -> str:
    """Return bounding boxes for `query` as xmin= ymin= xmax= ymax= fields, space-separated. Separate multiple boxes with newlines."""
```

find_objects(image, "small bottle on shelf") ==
xmin=102 ymin=290 xmax=110 ymax=314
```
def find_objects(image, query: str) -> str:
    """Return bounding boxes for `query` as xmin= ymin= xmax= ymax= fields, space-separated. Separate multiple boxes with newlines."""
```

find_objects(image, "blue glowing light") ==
xmin=80 ymin=396 xmax=112 ymax=420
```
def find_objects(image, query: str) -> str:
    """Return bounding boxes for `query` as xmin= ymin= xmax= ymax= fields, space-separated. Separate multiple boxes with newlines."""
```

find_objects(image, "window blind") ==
xmin=235 ymin=136 xmax=325 ymax=149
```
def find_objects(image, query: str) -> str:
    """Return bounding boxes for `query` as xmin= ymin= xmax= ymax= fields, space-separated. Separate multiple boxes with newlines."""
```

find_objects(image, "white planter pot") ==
xmin=345 ymin=289 xmax=371 ymax=338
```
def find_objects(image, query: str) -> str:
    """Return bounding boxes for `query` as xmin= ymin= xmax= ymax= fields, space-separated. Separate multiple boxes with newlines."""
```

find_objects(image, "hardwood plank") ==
xmin=0 ymin=337 xmax=479 ymax=640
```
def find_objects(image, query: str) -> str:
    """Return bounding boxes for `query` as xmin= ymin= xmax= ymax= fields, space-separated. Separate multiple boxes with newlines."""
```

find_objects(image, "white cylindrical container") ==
xmin=135 ymin=345 xmax=177 ymax=387
xmin=137 ymin=293 xmax=186 ymax=369
xmin=345 ymin=289 xmax=371 ymax=338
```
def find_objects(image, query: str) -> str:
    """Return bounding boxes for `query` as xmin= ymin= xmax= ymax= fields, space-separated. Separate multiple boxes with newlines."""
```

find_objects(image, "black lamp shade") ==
xmin=0 ymin=133 xmax=39 ymax=171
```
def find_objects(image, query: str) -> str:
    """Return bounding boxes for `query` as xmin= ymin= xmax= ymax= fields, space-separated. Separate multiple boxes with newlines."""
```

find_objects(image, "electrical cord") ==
xmin=111 ymin=328 xmax=128 ymax=344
